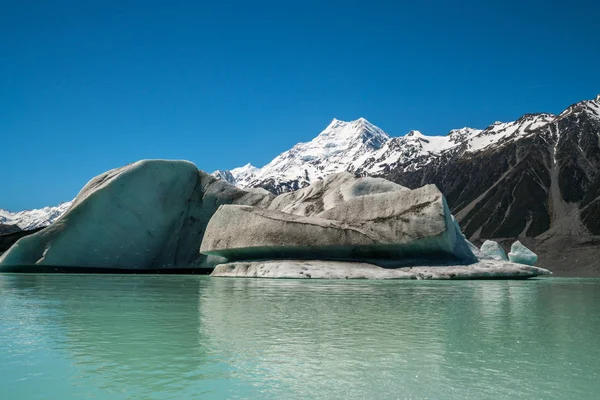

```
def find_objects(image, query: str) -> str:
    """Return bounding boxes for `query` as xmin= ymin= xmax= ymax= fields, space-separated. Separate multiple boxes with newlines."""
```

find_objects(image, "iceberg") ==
xmin=201 ymin=185 xmax=477 ymax=264
xmin=0 ymin=160 xmax=272 ymax=272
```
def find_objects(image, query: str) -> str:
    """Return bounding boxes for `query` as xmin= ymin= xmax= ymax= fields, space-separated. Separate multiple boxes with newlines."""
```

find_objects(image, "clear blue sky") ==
xmin=2 ymin=0 xmax=599 ymax=210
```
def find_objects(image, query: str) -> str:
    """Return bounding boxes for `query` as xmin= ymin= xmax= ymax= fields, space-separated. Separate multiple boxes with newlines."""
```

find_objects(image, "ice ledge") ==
xmin=211 ymin=259 xmax=552 ymax=280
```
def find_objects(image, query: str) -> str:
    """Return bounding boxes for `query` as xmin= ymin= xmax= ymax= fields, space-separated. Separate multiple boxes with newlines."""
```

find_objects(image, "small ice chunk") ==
xmin=480 ymin=240 xmax=508 ymax=261
xmin=508 ymin=240 xmax=538 ymax=266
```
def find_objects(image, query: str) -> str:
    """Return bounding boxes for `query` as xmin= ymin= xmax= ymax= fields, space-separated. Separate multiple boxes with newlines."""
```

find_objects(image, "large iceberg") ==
xmin=202 ymin=173 xmax=550 ymax=278
xmin=201 ymin=185 xmax=476 ymax=264
xmin=0 ymin=160 xmax=272 ymax=272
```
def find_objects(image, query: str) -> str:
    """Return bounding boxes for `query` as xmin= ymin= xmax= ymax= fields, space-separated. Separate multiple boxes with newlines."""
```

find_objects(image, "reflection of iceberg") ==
xmin=3 ymin=276 xmax=600 ymax=399
xmin=199 ymin=278 xmax=452 ymax=398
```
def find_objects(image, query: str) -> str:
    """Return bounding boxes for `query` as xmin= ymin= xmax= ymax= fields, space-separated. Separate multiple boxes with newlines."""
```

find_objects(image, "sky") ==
xmin=2 ymin=0 xmax=599 ymax=210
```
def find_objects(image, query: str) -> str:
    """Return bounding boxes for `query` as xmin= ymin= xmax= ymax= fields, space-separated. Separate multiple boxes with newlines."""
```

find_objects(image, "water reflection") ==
xmin=1 ymin=275 xmax=600 ymax=399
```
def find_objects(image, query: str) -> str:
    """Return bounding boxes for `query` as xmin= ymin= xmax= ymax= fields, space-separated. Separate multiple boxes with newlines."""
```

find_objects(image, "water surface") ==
xmin=1 ymin=275 xmax=599 ymax=399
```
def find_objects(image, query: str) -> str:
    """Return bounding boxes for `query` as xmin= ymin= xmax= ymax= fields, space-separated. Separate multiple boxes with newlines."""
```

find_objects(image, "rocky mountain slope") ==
xmin=385 ymin=95 xmax=600 ymax=239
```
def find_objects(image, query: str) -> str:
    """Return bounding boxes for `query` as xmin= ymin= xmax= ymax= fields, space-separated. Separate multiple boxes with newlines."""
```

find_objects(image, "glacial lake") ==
xmin=1 ymin=275 xmax=599 ymax=400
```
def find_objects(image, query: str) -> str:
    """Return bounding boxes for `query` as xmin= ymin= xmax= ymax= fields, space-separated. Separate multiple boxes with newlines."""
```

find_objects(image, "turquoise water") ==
xmin=1 ymin=275 xmax=599 ymax=400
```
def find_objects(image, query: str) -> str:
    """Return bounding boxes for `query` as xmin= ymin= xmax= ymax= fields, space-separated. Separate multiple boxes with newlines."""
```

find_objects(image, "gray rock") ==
xmin=211 ymin=259 xmax=551 ymax=279
xmin=200 ymin=185 xmax=477 ymax=263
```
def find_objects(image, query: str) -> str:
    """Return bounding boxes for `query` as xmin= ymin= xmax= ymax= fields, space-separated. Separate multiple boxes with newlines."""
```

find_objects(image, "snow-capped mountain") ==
xmin=0 ymin=202 xmax=72 ymax=231
xmin=353 ymin=128 xmax=482 ymax=175
xmin=213 ymin=108 xmax=563 ymax=193
xmin=215 ymin=163 xmax=261 ymax=187
xmin=215 ymin=117 xmax=389 ymax=193
xmin=385 ymin=94 xmax=600 ymax=239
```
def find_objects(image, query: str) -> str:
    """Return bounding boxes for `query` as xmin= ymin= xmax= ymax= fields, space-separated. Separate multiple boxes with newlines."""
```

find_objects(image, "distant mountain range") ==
xmin=4 ymin=95 xmax=600 ymax=242
xmin=0 ymin=202 xmax=72 ymax=231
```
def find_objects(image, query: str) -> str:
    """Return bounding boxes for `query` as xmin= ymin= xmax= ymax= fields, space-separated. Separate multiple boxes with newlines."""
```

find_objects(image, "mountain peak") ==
xmin=327 ymin=117 xmax=375 ymax=129
xmin=319 ymin=117 xmax=388 ymax=143
xmin=327 ymin=118 xmax=345 ymax=129
xmin=405 ymin=130 xmax=424 ymax=138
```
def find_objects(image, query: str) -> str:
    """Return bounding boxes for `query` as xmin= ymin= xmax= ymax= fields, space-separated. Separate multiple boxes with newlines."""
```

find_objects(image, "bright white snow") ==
xmin=220 ymin=117 xmax=390 ymax=191
xmin=0 ymin=202 xmax=72 ymax=230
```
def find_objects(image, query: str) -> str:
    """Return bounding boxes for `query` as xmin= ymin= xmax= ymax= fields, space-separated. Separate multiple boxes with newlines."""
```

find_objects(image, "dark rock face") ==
xmin=0 ymin=227 xmax=42 ymax=255
xmin=0 ymin=224 xmax=22 ymax=235
xmin=383 ymin=102 xmax=600 ymax=240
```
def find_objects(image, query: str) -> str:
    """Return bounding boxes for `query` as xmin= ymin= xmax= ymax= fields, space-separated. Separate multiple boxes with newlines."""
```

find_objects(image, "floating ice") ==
xmin=508 ymin=240 xmax=538 ymax=266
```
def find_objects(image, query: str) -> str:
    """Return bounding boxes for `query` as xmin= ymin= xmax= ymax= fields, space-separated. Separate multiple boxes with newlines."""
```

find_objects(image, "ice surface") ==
xmin=201 ymin=185 xmax=477 ymax=264
xmin=211 ymin=259 xmax=551 ymax=279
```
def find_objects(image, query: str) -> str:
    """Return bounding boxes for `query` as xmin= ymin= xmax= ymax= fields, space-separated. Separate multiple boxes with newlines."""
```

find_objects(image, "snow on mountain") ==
xmin=229 ymin=163 xmax=260 ymax=187
xmin=354 ymin=128 xmax=478 ymax=174
xmin=213 ymin=96 xmax=599 ymax=194
xmin=558 ymin=95 xmax=600 ymax=121
xmin=446 ymin=127 xmax=483 ymax=145
xmin=0 ymin=202 xmax=72 ymax=231
xmin=211 ymin=169 xmax=236 ymax=185
xmin=218 ymin=117 xmax=390 ymax=193
xmin=462 ymin=113 xmax=556 ymax=153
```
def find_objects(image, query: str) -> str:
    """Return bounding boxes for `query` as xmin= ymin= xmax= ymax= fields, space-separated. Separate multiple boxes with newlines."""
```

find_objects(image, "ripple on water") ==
xmin=1 ymin=275 xmax=600 ymax=399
